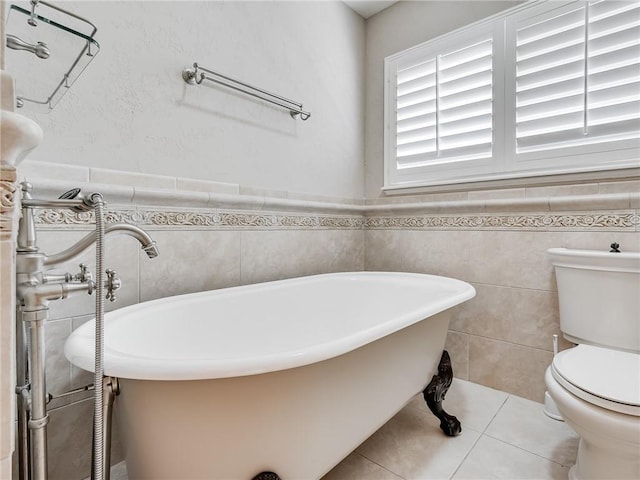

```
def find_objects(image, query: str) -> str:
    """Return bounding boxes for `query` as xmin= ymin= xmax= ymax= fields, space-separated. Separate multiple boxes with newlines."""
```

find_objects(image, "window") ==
xmin=384 ymin=0 xmax=640 ymax=190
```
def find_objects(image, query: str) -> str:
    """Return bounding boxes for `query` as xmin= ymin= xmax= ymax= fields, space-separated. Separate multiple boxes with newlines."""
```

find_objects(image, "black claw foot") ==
xmin=252 ymin=472 xmax=281 ymax=480
xmin=423 ymin=350 xmax=461 ymax=436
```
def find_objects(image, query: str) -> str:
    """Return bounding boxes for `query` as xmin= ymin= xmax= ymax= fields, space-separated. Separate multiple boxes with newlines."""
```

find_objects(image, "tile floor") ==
xmin=108 ymin=379 xmax=579 ymax=480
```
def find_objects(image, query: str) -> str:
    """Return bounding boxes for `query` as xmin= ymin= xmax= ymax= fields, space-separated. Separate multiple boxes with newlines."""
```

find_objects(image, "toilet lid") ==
xmin=552 ymin=344 xmax=640 ymax=416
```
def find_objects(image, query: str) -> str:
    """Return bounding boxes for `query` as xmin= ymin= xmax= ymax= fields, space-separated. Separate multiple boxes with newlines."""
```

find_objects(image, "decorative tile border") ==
xmin=0 ymin=167 xmax=19 ymax=240
xmin=34 ymin=207 xmax=639 ymax=231
xmin=365 ymin=212 xmax=640 ymax=230
xmin=34 ymin=208 xmax=365 ymax=230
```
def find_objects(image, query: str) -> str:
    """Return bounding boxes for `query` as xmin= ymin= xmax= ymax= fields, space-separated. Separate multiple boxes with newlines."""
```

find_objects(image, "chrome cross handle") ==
xmin=73 ymin=263 xmax=92 ymax=283
xmin=105 ymin=269 xmax=121 ymax=302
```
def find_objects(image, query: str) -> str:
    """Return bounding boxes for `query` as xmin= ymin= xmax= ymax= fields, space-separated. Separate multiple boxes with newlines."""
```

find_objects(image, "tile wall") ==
xmin=365 ymin=180 xmax=640 ymax=401
xmin=12 ymin=166 xmax=365 ymax=480
xmin=9 ymin=163 xmax=640 ymax=479
xmin=29 ymin=223 xmax=364 ymax=480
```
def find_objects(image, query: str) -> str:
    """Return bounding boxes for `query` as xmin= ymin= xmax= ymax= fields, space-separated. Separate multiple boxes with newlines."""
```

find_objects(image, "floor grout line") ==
xmin=447 ymin=430 xmax=484 ymax=480
xmin=480 ymin=433 xmax=572 ymax=468
xmin=481 ymin=393 xmax=511 ymax=434
xmin=448 ymin=392 xmax=512 ymax=479
xmin=355 ymin=451 xmax=406 ymax=479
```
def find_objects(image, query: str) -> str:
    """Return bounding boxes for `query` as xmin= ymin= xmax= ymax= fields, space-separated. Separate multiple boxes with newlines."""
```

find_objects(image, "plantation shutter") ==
xmin=384 ymin=0 xmax=639 ymax=190
xmin=515 ymin=0 xmax=640 ymax=153
xmin=394 ymin=35 xmax=494 ymax=169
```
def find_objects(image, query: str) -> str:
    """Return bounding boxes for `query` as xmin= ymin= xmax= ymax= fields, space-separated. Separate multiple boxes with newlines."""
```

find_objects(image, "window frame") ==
xmin=383 ymin=0 xmax=640 ymax=192
xmin=384 ymin=21 xmax=505 ymax=188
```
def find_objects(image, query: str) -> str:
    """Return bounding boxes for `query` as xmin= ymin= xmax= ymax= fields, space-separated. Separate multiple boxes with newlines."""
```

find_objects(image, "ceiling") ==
xmin=343 ymin=1 xmax=398 ymax=19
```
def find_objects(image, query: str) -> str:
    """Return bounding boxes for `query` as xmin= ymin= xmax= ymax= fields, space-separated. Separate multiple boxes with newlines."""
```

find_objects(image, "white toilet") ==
xmin=545 ymin=247 xmax=640 ymax=480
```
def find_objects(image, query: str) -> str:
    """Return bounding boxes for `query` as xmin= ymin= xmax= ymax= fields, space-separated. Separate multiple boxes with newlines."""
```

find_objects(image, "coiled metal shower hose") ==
xmin=92 ymin=194 xmax=106 ymax=480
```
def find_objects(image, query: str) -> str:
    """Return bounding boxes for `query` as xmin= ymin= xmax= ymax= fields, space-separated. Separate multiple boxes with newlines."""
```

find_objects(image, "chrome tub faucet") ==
xmin=14 ymin=181 xmax=158 ymax=480
xmin=16 ymin=181 xmax=158 ymax=308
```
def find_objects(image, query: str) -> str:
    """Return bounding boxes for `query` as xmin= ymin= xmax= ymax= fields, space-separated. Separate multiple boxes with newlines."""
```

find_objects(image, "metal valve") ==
xmin=73 ymin=263 xmax=92 ymax=282
xmin=105 ymin=269 xmax=121 ymax=302
xmin=72 ymin=263 xmax=95 ymax=295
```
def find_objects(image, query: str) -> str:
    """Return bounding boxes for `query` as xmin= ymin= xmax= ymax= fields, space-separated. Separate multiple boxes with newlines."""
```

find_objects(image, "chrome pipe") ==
xmin=92 ymin=377 xmax=119 ymax=480
xmin=200 ymin=73 xmax=311 ymax=120
xmin=195 ymin=63 xmax=303 ymax=108
xmin=44 ymin=223 xmax=159 ymax=268
xmin=17 ymin=185 xmax=38 ymax=254
xmin=16 ymin=312 xmax=31 ymax=480
xmin=21 ymin=198 xmax=89 ymax=210
xmin=25 ymin=311 xmax=49 ymax=480
xmin=48 ymin=383 xmax=95 ymax=402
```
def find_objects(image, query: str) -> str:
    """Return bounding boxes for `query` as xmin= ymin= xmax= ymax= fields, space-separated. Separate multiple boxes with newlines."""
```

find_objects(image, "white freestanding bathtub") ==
xmin=65 ymin=272 xmax=475 ymax=480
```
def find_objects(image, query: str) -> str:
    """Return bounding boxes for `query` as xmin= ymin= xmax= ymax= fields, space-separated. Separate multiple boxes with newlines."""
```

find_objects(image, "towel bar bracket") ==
xmin=182 ymin=68 xmax=198 ymax=86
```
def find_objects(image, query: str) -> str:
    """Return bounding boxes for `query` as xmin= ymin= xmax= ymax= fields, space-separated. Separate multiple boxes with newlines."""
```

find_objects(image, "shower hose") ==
xmin=92 ymin=193 xmax=106 ymax=480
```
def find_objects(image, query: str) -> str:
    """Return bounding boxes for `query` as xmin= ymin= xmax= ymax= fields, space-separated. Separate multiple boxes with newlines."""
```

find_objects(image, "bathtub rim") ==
xmin=64 ymin=271 xmax=475 ymax=381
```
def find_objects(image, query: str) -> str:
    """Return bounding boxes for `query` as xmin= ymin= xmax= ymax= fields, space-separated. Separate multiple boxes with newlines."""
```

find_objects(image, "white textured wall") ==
xmin=19 ymin=1 xmax=365 ymax=198
xmin=363 ymin=1 xmax=519 ymax=198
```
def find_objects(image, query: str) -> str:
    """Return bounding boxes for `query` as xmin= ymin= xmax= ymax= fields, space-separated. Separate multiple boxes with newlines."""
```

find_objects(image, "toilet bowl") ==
xmin=546 ymin=247 xmax=640 ymax=480
xmin=545 ymin=345 xmax=640 ymax=480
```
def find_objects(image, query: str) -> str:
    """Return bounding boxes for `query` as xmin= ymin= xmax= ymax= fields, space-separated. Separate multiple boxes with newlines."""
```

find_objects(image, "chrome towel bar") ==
xmin=182 ymin=63 xmax=311 ymax=121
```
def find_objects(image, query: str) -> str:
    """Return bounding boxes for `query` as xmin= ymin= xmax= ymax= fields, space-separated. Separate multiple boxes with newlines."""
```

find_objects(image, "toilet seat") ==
xmin=551 ymin=344 xmax=640 ymax=417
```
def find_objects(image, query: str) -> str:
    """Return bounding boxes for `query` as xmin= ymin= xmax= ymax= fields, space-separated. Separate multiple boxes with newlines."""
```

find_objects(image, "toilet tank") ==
xmin=548 ymin=248 xmax=640 ymax=353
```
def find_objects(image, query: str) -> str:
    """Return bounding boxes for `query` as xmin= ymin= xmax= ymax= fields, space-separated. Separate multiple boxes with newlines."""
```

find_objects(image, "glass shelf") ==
xmin=4 ymin=1 xmax=99 ymax=113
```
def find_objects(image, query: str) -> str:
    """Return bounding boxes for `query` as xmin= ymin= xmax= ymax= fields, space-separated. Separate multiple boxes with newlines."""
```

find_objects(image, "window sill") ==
xmin=382 ymin=167 xmax=640 ymax=196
